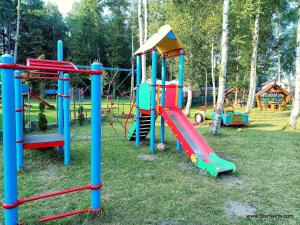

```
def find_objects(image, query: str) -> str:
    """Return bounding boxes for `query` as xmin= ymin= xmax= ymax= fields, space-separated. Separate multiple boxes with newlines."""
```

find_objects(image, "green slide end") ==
xmin=194 ymin=153 xmax=237 ymax=177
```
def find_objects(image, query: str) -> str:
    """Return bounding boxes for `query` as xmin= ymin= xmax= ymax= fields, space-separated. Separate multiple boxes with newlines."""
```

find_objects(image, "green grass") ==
xmin=0 ymin=104 xmax=299 ymax=225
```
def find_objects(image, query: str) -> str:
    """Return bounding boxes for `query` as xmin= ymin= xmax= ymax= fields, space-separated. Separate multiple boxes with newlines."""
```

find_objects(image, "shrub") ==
xmin=78 ymin=105 xmax=85 ymax=126
xmin=38 ymin=102 xmax=48 ymax=131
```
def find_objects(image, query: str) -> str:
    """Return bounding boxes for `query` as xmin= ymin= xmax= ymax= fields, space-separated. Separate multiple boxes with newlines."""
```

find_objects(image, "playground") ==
xmin=0 ymin=3 xmax=299 ymax=223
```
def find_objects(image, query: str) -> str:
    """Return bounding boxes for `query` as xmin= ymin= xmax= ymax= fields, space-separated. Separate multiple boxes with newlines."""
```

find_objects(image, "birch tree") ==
xmin=212 ymin=0 xmax=230 ymax=134
xmin=245 ymin=9 xmax=260 ymax=114
xmin=138 ymin=0 xmax=147 ymax=82
xmin=142 ymin=0 xmax=148 ymax=82
xmin=14 ymin=0 xmax=21 ymax=63
xmin=211 ymin=41 xmax=217 ymax=108
xmin=289 ymin=5 xmax=300 ymax=129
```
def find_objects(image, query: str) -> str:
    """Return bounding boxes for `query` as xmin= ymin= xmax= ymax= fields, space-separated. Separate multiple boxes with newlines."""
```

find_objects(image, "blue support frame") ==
xmin=135 ymin=55 xmax=141 ymax=148
xmin=14 ymin=70 xmax=23 ymax=170
xmin=150 ymin=48 xmax=157 ymax=154
xmin=90 ymin=62 xmax=102 ymax=210
xmin=63 ymin=73 xmax=70 ymax=165
xmin=57 ymin=40 xmax=64 ymax=150
xmin=1 ymin=54 xmax=18 ymax=225
xmin=176 ymin=50 xmax=185 ymax=151
xmin=160 ymin=57 xmax=166 ymax=144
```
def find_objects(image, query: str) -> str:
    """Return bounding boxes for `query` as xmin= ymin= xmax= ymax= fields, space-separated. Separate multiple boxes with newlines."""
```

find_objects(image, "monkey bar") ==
xmin=0 ymin=41 xmax=103 ymax=224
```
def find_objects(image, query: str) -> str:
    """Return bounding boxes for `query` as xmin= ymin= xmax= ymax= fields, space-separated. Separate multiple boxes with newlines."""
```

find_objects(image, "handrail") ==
xmin=124 ymin=98 xmax=136 ymax=139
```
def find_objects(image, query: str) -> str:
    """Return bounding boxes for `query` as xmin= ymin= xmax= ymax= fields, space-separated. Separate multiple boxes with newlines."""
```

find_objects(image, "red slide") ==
xmin=160 ymin=106 xmax=237 ymax=176
xmin=30 ymin=93 xmax=55 ymax=109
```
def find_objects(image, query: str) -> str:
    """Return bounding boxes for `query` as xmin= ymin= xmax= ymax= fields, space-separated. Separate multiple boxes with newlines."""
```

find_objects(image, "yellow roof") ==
xmin=134 ymin=25 xmax=184 ymax=55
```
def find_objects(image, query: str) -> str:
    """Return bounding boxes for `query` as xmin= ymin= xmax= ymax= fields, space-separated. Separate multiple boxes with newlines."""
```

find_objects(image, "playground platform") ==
xmin=24 ymin=133 xmax=64 ymax=149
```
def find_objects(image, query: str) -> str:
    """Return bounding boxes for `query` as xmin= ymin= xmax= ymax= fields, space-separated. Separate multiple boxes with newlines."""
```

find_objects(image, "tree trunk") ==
xmin=275 ymin=9 xmax=281 ymax=83
xmin=211 ymin=0 xmax=230 ymax=134
xmin=245 ymin=11 xmax=260 ymax=114
xmin=289 ymin=6 xmax=300 ymax=130
xmin=130 ymin=32 xmax=135 ymax=99
xmin=205 ymin=68 xmax=208 ymax=110
xmin=14 ymin=0 xmax=21 ymax=63
xmin=211 ymin=41 xmax=216 ymax=108
xmin=184 ymin=85 xmax=192 ymax=117
xmin=142 ymin=0 xmax=148 ymax=82
xmin=138 ymin=0 xmax=146 ymax=83
xmin=235 ymin=62 xmax=239 ymax=105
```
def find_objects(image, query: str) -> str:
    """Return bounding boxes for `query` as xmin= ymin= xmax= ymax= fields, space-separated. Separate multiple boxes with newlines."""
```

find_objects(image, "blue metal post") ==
xmin=150 ymin=48 xmax=157 ymax=154
xmin=15 ymin=70 xmax=23 ymax=170
xmin=176 ymin=50 xmax=185 ymax=151
xmin=63 ymin=73 xmax=70 ymax=165
xmin=1 ymin=54 xmax=18 ymax=225
xmin=57 ymin=40 xmax=64 ymax=151
xmin=160 ymin=57 xmax=166 ymax=144
xmin=135 ymin=55 xmax=141 ymax=148
xmin=90 ymin=62 xmax=102 ymax=210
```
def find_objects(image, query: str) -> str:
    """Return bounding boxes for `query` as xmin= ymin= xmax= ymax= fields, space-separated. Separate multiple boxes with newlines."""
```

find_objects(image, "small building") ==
xmin=255 ymin=83 xmax=292 ymax=111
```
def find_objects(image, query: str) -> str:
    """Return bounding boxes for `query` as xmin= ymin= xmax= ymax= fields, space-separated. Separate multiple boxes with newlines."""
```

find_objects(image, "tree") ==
xmin=137 ymin=0 xmax=147 ymax=82
xmin=14 ymin=0 xmax=21 ymax=63
xmin=211 ymin=40 xmax=217 ymax=108
xmin=212 ymin=0 xmax=230 ymax=134
xmin=289 ymin=4 xmax=300 ymax=129
xmin=246 ymin=8 xmax=260 ymax=114
xmin=142 ymin=0 xmax=148 ymax=83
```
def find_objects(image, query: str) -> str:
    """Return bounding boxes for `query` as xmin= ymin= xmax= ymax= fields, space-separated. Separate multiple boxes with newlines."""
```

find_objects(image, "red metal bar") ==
xmin=24 ymin=140 xmax=64 ymax=149
xmin=29 ymin=71 xmax=58 ymax=76
xmin=27 ymin=58 xmax=76 ymax=67
xmin=30 ymin=62 xmax=74 ymax=69
xmin=20 ymin=185 xmax=90 ymax=204
xmin=25 ymin=76 xmax=58 ymax=80
xmin=19 ymin=183 xmax=102 ymax=205
xmin=0 ymin=63 xmax=102 ymax=74
xmin=36 ymin=208 xmax=89 ymax=222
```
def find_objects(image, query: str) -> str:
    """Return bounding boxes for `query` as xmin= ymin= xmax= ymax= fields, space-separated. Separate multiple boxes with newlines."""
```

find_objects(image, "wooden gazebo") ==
xmin=255 ymin=83 xmax=292 ymax=111
xmin=224 ymin=88 xmax=245 ymax=107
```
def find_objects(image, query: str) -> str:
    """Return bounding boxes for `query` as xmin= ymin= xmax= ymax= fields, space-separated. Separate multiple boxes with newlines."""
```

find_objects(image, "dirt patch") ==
xmin=159 ymin=218 xmax=185 ymax=225
xmin=138 ymin=153 xmax=157 ymax=161
xmin=219 ymin=174 xmax=245 ymax=187
xmin=137 ymin=172 xmax=156 ymax=178
xmin=177 ymin=161 xmax=194 ymax=170
xmin=225 ymin=200 xmax=256 ymax=218
xmin=140 ymin=140 xmax=150 ymax=147
xmin=73 ymin=135 xmax=91 ymax=141
xmin=218 ymin=153 xmax=237 ymax=161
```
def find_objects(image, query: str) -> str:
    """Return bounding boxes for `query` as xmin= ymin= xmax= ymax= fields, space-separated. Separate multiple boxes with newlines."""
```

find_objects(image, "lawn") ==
xmin=0 ymin=102 xmax=299 ymax=225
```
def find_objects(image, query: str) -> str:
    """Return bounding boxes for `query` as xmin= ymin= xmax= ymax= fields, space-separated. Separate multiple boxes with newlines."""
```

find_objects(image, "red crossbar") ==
xmin=27 ymin=58 xmax=77 ymax=69
xmin=37 ymin=208 xmax=89 ymax=222
xmin=2 ymin=183 xmax=103 ymax=209
xmin=0 ymin=64 xmax=102 ymax=75
xmin=29 ymin=71 xmax=58 ymax=76
xmin=25 ymin=76 xmax=58 ymax=80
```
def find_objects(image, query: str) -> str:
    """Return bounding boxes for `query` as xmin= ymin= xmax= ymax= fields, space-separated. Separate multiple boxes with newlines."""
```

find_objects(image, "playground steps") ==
xmin=127 ymin=114 xmax=156 ymax=141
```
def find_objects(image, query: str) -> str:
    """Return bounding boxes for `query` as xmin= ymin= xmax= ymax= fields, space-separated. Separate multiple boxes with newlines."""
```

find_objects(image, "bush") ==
xmin=39 ymin=101 xmax=45 ymax=112
xmin=77 ymin=105 xmax=85 ymax=126
xmin=38 ymin=102 xmax=48 ymax=131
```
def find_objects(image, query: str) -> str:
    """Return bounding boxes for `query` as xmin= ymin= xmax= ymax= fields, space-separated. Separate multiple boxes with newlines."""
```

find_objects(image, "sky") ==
xmin=44 ymin=0 xmax=78 ymax=15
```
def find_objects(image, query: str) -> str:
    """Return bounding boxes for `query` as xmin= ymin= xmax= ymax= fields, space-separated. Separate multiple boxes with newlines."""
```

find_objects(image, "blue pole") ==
xmin=57 ymin=40 xmax=64 ymax=151
xmin=135 ymin=55 xmax=141 ymax=148
xmin=90 ymin=62 xmax=102 ymax=210
xmin=1 ymin=54 xmax=18 ymax=225
xmin=150 ymin=48 xmax=157 ymax=154
xmin=15 ymin=70 xmax=23 ymax=170
xmin=160 ymin=57 xmax=166 ymax=144
xmin=176 ymin=50 xmax=185 ymax=151
xmin=63 ymin=73 xmax=70 ymax=165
